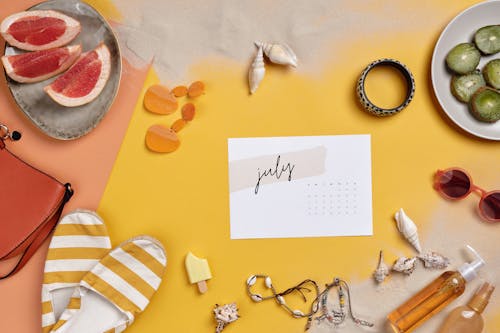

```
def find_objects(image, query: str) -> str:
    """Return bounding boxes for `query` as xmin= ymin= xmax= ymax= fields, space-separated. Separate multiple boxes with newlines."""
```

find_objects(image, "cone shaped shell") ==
xmin=248 ymin=46 xmax=265 ymax=94
xmin=373 ymin=250 xmax=389 ymax=283
xmin=255 ymin=41 xmax=298 ymax=67
xmin=394 ymin=208 xmax=422 ymax=253
xmin=418 ymin=251 xmax=450 ymax=269
xmin=392 ymin=257 xmax=417 ymax=275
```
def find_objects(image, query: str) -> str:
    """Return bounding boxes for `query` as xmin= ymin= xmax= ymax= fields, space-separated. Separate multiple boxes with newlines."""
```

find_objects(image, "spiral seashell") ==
xmin=418 ymin=251 xmax=450 ymax=269
xmin=251 ymin=294 xmax=263 ymax=302
xmin=373 ymin=250 xmax=389 ymax=283
xmin=392 ymin=256 xmax=417 ymax=275
xmin=214 ymin=303 xmax=240 ymax=324
xmin=248 ymin=46 xmax=266 ymax=94
xmin=255 ymin=41 xmax=298 ymax=67
xmin=394 ymin=208 xmax=422 ymax=253
xmin=247 ymin=275 xmax=257 ymax=286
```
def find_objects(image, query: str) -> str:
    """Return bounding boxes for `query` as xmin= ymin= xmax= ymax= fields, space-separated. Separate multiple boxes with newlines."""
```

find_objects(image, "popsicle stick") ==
xmin=197 ymin=280 xmax=208 ymax=294
xmin=185 ymin=252 xmax=212 ymax=294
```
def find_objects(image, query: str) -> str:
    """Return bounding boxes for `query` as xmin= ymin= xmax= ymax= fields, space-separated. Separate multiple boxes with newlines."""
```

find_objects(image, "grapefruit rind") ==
xmin=44 ymin=44 xmax=111 ymax=107
xmin=0 ymin=10 xmax=81 ymax=51
xmin=1 ymin=45 xmax=82 ymax=83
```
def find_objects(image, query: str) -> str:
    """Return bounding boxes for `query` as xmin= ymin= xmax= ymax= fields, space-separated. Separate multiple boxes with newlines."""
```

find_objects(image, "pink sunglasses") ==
xmin=434 ymin=168 xmax=500 ymax=223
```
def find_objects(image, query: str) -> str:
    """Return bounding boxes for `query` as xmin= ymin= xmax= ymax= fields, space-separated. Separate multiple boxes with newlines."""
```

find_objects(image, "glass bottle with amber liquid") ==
xmin=438 ymin=282 xmax=495 ymax=333
xmin=387 ymin=245 xmax=485 ymax=333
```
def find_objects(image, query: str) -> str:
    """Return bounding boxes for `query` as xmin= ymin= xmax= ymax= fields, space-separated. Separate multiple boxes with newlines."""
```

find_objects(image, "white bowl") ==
xmin=431 ymin=0 xmax=500 ymax=141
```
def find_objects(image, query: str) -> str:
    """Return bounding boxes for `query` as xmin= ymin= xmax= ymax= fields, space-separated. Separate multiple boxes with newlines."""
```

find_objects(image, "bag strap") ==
xmin=0 ymin=123 xmax=21 ymax=144
xmin=0 ymin=184 xmax=73 ymax=280
xmin=0 ymin=124 xmax=72 ymax=279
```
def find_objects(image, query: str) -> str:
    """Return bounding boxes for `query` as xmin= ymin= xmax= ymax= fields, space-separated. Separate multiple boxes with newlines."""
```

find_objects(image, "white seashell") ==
xmin=265 ymin=276 xmax=273 ymax=288
xmin=277 ymin=295 xmax=286 ymax=305
xmin=418 ymin=251 xmax=450 ymax=269
xmin=247 ymin=275 xmax=257 ymax=286
xmin=292 ymin=309 xmax=304 ymax=318
xmin=248 ymin=46 xmax=265 ymax=94
xmin=311 ymin=302 xmax=319 ymax=313
xmin=373 ymin=250 xmax=389 ymax=283
xmin=392 ymin=257 xmax=417 ymax=275
xmin=251 ymin=294 xmax=263 ymax=302
xmin=394 ymin=208 xmax=422 ymax=253
xmin=255 ymin=41 xmax=298 ymax=67
xmin=214 ymin=303 xmax=240 ymax=324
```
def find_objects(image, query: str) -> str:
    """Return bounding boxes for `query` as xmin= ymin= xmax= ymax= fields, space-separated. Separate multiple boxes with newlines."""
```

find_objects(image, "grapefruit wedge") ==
xmin=44 ymin=43 xmax=111 ymax=107
xmin=2 ymin=45 xmax=81 ymax=83
xmin=1 ymin=10 xmax=80 ymax=51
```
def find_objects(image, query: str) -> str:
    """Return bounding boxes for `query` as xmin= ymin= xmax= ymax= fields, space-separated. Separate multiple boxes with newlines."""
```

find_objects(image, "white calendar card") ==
xmin=228 ymin=135 xmax=373 ymax=239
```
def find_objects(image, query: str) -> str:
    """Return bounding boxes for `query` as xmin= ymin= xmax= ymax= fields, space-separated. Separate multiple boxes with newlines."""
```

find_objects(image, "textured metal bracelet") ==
xmin=356 ymin=58 xmax=415 ymax=117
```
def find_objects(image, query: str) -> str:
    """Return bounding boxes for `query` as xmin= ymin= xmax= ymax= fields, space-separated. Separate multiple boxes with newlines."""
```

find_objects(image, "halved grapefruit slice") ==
xmin=0 ymin=10 xmax=80 ymax=51
xmin=2 ymin=45 xmax=81 ymax=83
xmin=44 ymin=43 xmax=111 ymax=107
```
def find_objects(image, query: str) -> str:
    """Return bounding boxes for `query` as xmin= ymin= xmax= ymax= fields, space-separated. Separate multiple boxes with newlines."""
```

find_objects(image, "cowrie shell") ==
xmin=247 ymin=275 xmax=257 ymax=286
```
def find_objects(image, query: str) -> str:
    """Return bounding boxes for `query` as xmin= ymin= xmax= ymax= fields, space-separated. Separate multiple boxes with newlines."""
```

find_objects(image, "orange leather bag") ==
xmin=0 ymin=125 xmax=73 ymax=279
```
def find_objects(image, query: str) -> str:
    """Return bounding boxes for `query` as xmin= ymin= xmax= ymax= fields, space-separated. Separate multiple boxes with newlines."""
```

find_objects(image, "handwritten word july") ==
xmin=255 ymin=155 xmax=295 ymax=194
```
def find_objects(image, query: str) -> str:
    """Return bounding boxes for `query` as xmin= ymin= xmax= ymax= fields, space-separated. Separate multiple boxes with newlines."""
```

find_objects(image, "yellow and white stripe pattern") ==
xmin=51 ymin=236 xmax=167 ymax=333
xmin=42 ymin=210 xmax=111 ymax=333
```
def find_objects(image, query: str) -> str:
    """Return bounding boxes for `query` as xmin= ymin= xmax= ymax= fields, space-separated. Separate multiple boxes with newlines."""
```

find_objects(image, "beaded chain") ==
xmin=246 ymin=275 xmax=373 ymax=330
xmin=313 ymin=278 xmax=373 ymax=328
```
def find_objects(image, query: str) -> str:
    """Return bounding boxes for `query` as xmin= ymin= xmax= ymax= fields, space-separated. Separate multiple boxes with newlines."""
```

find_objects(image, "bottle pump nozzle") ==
xmin=458 ymin=245 xmax=485 ymax=282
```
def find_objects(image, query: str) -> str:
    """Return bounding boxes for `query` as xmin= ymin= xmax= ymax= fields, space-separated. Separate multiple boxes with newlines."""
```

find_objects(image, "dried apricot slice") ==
xmin=171 ymin=119 xmax=187 ymax=132
xmin=145 ymin=124 xmax=180 ymax=153
xmin=188 ymin=80 xmax=205 ymax=98
xmin=144 ymin=84 xmax=178 ymax=115
xmin=181 ymin=103 xmax=196 ymax=121
xmin=172 ymin=85 xmax=188 ymax=97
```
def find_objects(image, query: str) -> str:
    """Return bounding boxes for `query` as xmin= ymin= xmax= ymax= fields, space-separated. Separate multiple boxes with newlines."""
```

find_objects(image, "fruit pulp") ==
xmin=50 ymin=50 xmax=101 ymax=98
xmin=8 ymin=16 xmax=65 ymax=45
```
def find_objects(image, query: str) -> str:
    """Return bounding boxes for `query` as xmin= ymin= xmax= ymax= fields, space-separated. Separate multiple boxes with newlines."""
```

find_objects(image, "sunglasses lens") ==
xmin=480 ymin=192 xmax=500 ymax=221
xmin=437 ymin=169 xmax=471 ymax=198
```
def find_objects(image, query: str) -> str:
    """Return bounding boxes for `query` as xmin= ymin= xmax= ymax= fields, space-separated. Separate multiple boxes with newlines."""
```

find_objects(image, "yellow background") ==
xmin=93 ymin=0 xmax=499 ymax=332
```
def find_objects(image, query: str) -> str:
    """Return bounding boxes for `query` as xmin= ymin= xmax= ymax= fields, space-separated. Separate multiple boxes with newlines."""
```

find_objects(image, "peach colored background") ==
xmin=0 ymin=1 xmax=147 ymax=332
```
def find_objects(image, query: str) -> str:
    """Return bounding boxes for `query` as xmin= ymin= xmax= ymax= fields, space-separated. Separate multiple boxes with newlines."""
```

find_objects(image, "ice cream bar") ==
xmin=185 ymin=252 xmax=212 ymax=293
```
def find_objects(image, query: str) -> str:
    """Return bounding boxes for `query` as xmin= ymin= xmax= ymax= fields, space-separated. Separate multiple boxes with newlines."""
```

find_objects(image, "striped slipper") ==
xmin=42 ymin=210 xmax=112 ymax=333
xmin=50 ymin=236 xmax=167 ymax=333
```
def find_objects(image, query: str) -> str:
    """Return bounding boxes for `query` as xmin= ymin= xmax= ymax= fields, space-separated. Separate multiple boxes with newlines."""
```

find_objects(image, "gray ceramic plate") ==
xmin=431 ymin=1 xmax=500 ymax=141
xmin=4 ymin=0 xmax=122 ymax=140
